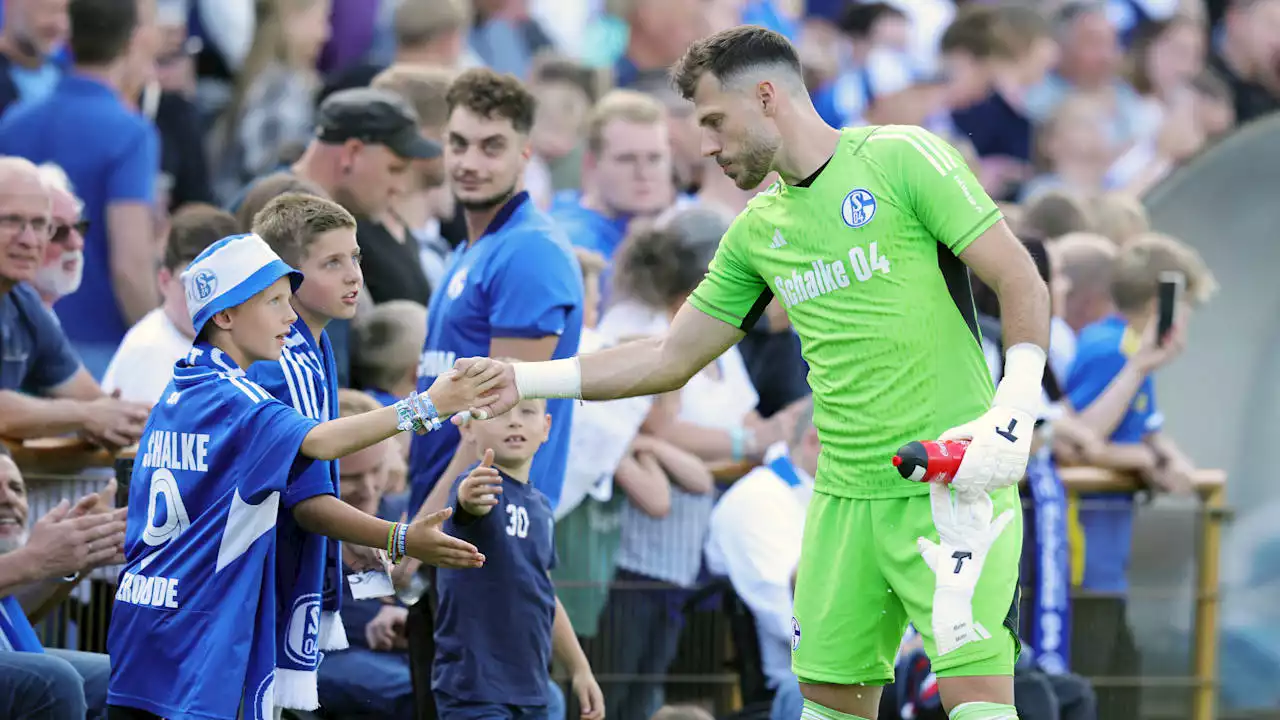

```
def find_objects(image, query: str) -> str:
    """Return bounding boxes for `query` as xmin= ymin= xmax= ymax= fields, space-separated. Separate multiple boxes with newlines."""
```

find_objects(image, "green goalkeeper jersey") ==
xmin=689 ymin=125 xmax=1003 ymax=499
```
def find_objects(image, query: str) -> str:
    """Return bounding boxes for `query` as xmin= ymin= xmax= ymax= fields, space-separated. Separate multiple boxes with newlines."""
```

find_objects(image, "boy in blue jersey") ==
xmin=1064 ymin=232 xmax=1213 ymax=720
xmin=434 ymin=397 xmax=605 ymax=720
xmin=106 ymin=233 xmax=491 ymax=720
xmin=245 ymin=192 xmax=421 ymax=712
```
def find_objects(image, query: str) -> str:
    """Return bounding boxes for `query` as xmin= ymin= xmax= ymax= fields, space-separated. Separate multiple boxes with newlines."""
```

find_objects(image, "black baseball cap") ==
xmin=316 ymin=88 xmax=442 ymax=159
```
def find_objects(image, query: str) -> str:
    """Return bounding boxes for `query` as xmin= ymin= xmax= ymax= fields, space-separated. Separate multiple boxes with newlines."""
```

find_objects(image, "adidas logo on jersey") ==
xmin=770 ymin=230 xmax=787 ymax=248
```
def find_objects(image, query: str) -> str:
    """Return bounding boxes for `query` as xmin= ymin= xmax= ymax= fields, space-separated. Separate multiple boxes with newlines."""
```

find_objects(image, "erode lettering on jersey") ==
xmin=114 ymin=431 xmax=211 ymax=610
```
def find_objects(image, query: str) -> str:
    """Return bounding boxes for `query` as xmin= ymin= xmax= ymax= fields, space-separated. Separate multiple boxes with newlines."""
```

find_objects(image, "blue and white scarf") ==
xmin=190 ymin=344 xmax=286 ymax=720
xmin=1026 ymin=450 xmax=1071 ymax=674
xmin=251 ymin=325 xmax=347 ymax=712
xmin=0 ymin=595 xmax=43 ymax=652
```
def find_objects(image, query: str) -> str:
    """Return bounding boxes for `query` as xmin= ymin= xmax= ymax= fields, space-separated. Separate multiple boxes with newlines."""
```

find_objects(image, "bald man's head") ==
xmin=0 ymin=156 xmax=53 ymax=289
xmin=1053 ymin=232 xmax=1118 ymax=332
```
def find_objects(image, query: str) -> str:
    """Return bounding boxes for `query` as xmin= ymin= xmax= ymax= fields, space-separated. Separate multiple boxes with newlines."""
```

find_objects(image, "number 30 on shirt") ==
xmin=506 ymin=504 xmax=529 ymax=538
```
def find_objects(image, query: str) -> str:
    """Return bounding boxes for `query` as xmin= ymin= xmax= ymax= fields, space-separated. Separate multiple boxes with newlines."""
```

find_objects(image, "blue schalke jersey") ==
xmin=107 ymin=345 xmax=320 ymax=720
xmin=408 ymin=192 xmax=583 ymax=515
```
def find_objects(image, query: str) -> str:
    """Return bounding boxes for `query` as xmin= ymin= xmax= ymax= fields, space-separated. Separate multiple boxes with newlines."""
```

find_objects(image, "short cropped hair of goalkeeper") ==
xmin=453 ymin=25 xmax=1050 ymax=720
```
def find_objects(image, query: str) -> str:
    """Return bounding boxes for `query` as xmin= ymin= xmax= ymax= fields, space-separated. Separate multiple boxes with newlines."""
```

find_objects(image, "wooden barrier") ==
xmin=8 ymin=439 xmax=1230 ymax=720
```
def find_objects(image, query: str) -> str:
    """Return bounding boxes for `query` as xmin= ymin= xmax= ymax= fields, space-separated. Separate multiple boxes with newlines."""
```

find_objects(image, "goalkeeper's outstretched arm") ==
xmin=454 ymin=303 xmax=745 ymax=416
xmin=577 ymin=303 xmax=745 ymax=400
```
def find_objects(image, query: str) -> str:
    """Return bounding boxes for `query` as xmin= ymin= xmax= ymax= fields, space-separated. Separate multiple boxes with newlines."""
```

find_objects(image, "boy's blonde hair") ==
xmin=1111 ymin=232 xmax=1217 ymax=312
xmin=351 ymin=300 xmax=428 ymax=392
xmin=251 ymin=193 xmax=357 ymax=267
xmin=1092 ymin=192 xmax=1150 ymax=245
xmin=586 ymin=90 xmax=666 ymax=155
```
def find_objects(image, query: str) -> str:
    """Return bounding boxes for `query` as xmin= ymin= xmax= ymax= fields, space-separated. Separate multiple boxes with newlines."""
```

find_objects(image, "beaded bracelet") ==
xmin=408 ymin=391 xmax=443 ymax=432
xmin=386 ymin=522 xmax=399 ymax=560
xmin=394 ymin=399 xmax=420 ymax=433
xmin=420 ymin=392 xmax=444 ymax=431
xmin=394 ymin=391 xmax=444 ymax=434
xmin=395 ymin=522 xmax=408 ymax=563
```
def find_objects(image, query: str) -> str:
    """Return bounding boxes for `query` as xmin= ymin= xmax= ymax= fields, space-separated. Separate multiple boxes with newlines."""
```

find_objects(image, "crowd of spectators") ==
xmin=0 ymin=0 xmax=1274 ymax=718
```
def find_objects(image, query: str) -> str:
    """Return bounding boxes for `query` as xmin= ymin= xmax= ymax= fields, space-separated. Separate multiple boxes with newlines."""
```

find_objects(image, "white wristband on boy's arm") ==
xmin=513 ymin=358 xmax=583 ymax=400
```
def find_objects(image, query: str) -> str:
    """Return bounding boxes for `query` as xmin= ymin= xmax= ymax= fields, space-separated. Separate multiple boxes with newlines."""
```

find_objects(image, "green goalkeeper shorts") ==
xmin=790 ymin=486 xmax=1022 ymax=686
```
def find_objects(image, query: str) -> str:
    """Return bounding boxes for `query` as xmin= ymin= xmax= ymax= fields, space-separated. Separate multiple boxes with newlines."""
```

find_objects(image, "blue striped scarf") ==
xmin=245 ymin=324 xmax=346 ymax=716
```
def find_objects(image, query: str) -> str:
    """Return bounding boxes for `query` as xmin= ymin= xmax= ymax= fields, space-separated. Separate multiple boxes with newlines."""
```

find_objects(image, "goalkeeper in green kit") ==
xmin=454 ymin=26 xmax=1050 ymax=720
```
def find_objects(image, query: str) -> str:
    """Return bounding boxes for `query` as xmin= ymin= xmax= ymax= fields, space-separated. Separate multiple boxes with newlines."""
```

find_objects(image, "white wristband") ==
xmin=513 ymin=358 xmax=582 ymax=400
xmin=992 ymin=343 xmax=1046 ymax=417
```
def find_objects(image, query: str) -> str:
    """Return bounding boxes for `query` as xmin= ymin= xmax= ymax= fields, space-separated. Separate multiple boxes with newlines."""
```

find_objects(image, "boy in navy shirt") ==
xmin=106 ymin=234 xmax=488 ymax=720
xmin=435 ymin=398 xmax=604 ymax=720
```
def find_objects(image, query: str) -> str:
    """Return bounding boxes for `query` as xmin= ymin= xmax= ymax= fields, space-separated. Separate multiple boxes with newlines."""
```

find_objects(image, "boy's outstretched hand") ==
xmin=426 ymin=361 xmax=507 ymax=420
xmin=404 ymin=507 xmax=485 ymax=569
xmin=451 ymin=358 xmax=519 ymax=423
xmin=457 ymin=449 xmax=503 ymax=517
xmin=572 ymin=669 xmax=605 ymax=719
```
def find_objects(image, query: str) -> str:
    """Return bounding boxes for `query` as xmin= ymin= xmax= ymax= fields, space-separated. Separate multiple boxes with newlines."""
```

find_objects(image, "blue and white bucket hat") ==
xmin=181 ymin=233 xmax=304 ymax=335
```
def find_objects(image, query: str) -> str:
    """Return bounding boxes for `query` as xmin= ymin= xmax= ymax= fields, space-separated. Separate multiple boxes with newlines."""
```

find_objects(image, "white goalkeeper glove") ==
xmin=939 ymin=343 xmax=1046 ymax=498
xmin=917 ymin=482 xmax=1015 ymax=655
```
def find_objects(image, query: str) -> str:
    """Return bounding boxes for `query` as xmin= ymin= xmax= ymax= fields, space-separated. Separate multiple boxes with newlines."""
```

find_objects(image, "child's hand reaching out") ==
xmin=457 ymin=449 xmax=503 ymax=517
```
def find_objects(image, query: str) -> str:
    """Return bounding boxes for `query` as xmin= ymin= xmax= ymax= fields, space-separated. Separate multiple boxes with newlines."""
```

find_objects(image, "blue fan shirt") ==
xmin=107 ymin=345 xmax=320 ymax=719
xmin=408 ymin=191 xmax=583 ymax=515
xmin=1066 ymin=315 xmax=1164 ymax=593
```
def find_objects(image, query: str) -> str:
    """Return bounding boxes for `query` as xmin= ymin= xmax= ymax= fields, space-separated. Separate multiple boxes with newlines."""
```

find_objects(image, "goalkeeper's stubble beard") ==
xmin=729 ymin=129 xmax=780 ymax=191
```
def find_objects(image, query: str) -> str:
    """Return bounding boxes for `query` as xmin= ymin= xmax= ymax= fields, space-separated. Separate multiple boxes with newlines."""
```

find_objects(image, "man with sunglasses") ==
xmin=0 ymin=156 xmax=149 ymax=447
xmin=32 ymin=164 xmax=86 ymax=312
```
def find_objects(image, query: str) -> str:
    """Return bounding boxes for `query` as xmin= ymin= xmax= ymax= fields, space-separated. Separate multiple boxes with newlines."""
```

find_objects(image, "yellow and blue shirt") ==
xmin=1065 ymin=315 xmax=1163 ymax=593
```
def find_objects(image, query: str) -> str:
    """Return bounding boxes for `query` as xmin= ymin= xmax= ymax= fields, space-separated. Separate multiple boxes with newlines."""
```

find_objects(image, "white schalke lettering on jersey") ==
xmin=772 ymin=243 xmax=890 ymax=308
xmin=140 ymin=431 xmax=211 ymax=472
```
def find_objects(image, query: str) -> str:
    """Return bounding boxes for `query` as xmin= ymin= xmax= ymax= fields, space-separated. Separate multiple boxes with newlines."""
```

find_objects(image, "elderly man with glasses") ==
xmin=0 ymin=156 xmax=148 ymax=447
xmin=31 ymin=164 xmax=87 ymax=314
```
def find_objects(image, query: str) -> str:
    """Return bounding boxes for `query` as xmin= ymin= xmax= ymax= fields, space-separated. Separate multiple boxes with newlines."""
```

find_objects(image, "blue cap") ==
xmin=181 ymin=233 xmax=303 ymax=335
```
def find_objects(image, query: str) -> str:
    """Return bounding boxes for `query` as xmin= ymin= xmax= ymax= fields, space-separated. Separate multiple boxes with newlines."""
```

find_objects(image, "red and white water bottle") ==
xmin=892 ymin=440 xmax=970 ymax=484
